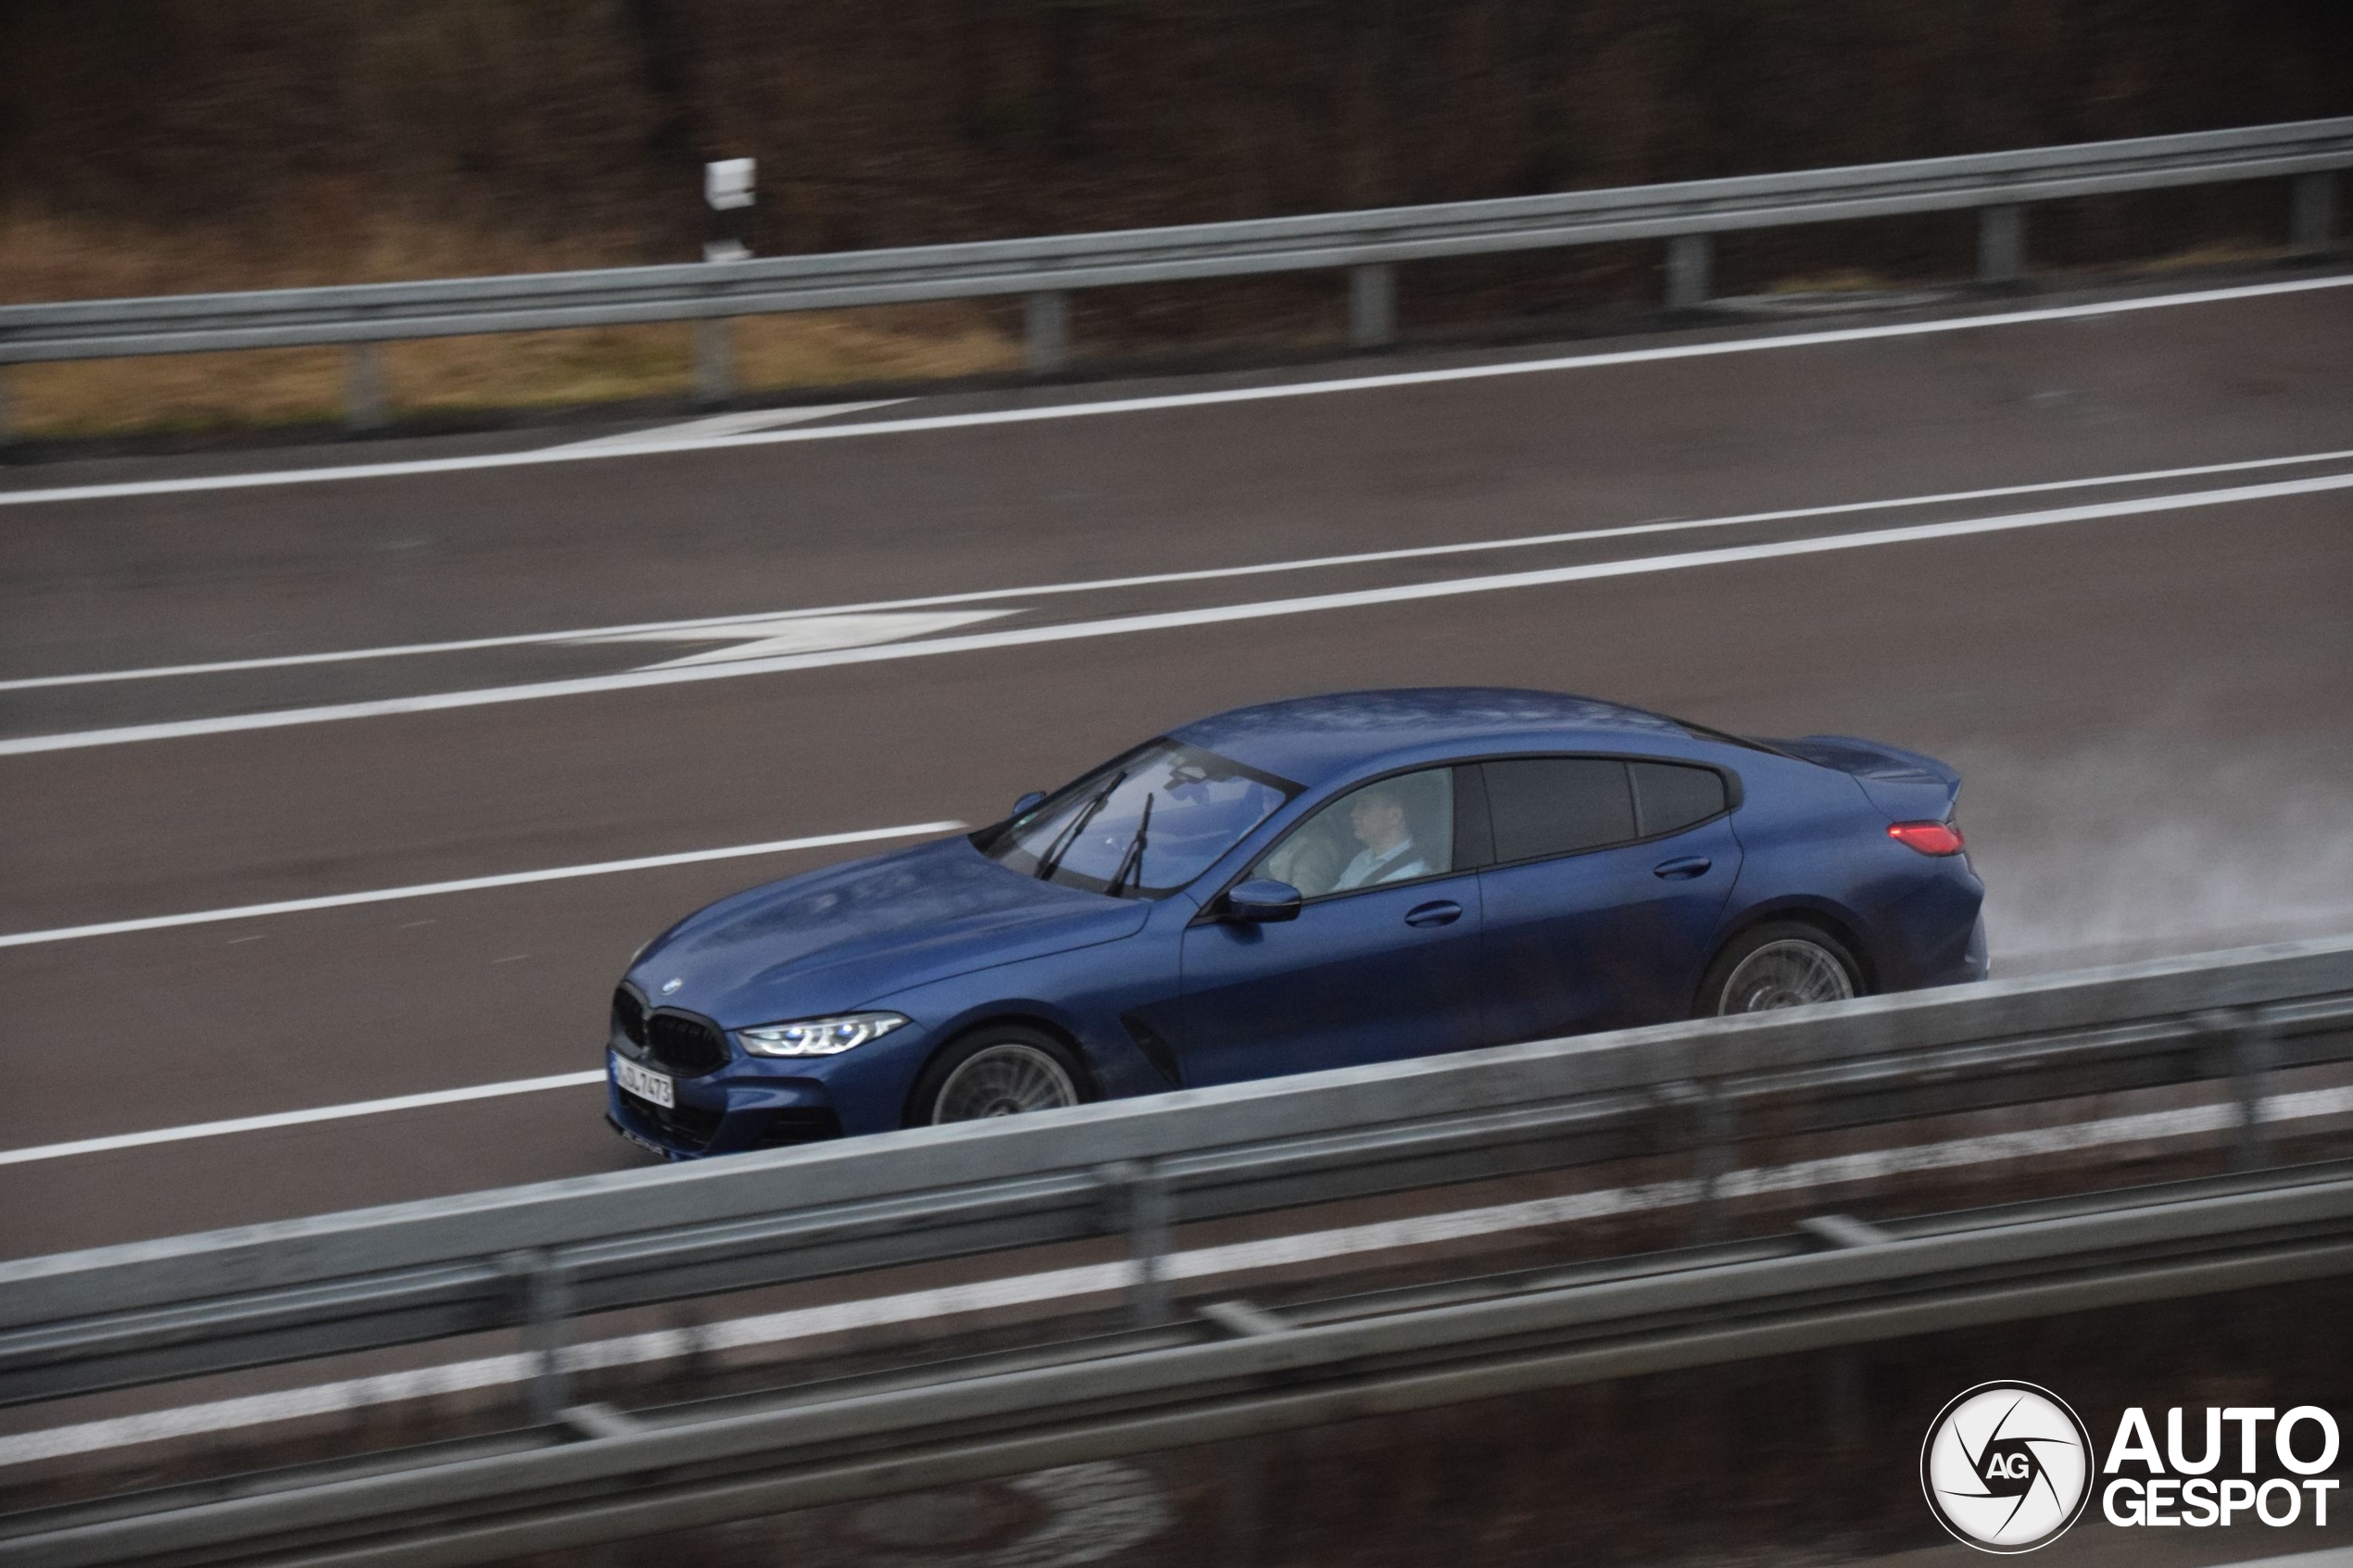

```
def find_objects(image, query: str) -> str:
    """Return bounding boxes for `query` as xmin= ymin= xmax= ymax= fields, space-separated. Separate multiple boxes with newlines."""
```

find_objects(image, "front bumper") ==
xmin=602 ymin=1017 xmax=936 ymax=1158
xmin=605 ymin=1069 xmax=844 ymax=1160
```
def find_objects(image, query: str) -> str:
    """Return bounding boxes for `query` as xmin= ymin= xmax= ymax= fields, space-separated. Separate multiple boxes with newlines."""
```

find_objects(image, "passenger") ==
xmin=1330 ymin=785 xmax=1430 ymax=889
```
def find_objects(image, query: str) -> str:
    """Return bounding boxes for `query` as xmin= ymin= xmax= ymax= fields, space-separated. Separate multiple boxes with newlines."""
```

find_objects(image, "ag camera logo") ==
xmin=1921 ymin=1382 xmax=2094 ymax=1552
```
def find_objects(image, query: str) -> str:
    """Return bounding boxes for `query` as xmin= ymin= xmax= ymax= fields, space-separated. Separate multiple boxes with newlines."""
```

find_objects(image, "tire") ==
xmin=1694 ymin=921 xmax=1864 ymax=1017
xmin=909 ymin=1024 xmax=1090 ymax=1126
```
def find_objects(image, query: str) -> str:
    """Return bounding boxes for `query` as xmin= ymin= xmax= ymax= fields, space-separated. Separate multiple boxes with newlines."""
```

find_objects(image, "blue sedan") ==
xmin=606 ymin=688 xmax=1987 ymax=1158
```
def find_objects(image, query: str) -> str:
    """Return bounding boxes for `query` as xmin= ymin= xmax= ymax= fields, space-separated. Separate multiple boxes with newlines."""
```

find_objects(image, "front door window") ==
xmin=1254 ymin=768 xmax=1456 ymax=897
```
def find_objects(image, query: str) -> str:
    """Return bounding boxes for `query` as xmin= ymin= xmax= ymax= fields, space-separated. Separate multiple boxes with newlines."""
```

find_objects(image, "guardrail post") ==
xmin=345 ymin=344 xmax=389 ymax=433
xmin=1026 ymin=291 xmax=1071 ymax=375
xmin=1691 ymin=1083 xmax=1733 ymax=1244
xmin=1101 ymin=1160 xmax=1173 ymax=1327
xmin=1219 ymin=1433 xmax=1271 ymax=1568
xmin=1978 ymin=204 xmax=2026 ymax=283
xmin=507 ymin=1249 xmax=573 ymax=1424
xmin=1665 ymin=234 xmax=1712 ymax=309
xmin=1798 ymin=1214 xmax=1887 ymax=1449
xmin=692 ymin=318 xmax=734 ymax=406
xmin=2291 ymin=173 xmax=2338 ymax=255
xmin=2222 ymin=1010 xmax=2279 ymax=1172
xmin=1348 ymin=263 xmax=1397 ymax=349
xmin=1826 ymin=1347 xmax=1869 ymax=1450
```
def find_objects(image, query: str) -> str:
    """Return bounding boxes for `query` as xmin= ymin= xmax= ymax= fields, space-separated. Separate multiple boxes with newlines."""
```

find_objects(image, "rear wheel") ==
xmin=912 ymin=1025 xmax=1088 ymax=1125
xmin=1696 ymin=922 xmax=1862 ymax=1016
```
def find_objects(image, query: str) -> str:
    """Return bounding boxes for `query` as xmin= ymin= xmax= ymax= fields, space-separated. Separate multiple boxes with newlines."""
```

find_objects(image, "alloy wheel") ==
xmin=930 ymin=1043 xmax=1081 ymax=1123
xmin=1716 ymin=938 xmax=1855 ymax=1013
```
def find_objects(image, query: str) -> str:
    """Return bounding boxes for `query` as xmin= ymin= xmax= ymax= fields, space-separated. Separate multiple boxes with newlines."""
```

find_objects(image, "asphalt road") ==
xmin=3 ymin=272 xmax=2349 ymax=1261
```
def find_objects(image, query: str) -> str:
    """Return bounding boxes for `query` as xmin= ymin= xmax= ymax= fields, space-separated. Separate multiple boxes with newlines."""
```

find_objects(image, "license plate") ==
xmin=611 ymin=1053 xmax=674 ymax=1109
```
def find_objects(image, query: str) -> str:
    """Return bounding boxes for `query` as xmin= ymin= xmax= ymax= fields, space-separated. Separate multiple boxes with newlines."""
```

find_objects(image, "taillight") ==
xmin=1889 ymin=821 xmax=1965 ymax=856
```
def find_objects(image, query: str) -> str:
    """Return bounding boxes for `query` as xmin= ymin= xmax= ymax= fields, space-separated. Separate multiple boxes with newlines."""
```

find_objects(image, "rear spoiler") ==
xmin=1769 ymin=734 xmax=1962 ymax=822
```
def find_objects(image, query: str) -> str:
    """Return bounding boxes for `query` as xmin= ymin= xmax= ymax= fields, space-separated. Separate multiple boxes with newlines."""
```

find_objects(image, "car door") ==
xmin=1176 ymin=765 xmax=1485 ymax=1086
xmin=1474 ymin=756 xmax=1743 ymax=1041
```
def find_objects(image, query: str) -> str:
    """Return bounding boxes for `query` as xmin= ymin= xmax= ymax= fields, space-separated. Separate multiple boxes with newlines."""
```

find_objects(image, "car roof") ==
xmin=1170 ymin=687 xmax=1694 ymax=788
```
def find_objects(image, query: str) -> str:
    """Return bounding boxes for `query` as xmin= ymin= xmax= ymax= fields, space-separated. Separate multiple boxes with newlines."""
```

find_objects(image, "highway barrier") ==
xmin=2 ymin=936 xmax=2349 ymax=1413
xmin=0 ymin=118 xmax=2346 ymax=425
xmin=4 ymin=936 xmax=2353 ymax=1562
xmin=6 ymin=1164 xmax=2353 ymax=1567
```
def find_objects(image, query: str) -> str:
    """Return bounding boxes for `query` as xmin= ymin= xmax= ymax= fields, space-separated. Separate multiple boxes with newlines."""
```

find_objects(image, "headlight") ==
xmin=734 ymin=1011 xmax=911 ymax=1057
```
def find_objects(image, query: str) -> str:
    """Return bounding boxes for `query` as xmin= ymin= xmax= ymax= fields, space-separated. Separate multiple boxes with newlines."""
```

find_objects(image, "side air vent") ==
xmin=1120 ymin=1011 xmax=1184 ymax=1088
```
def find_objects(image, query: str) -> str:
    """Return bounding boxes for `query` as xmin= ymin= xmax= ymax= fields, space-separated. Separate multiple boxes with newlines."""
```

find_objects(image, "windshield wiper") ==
xmin=1104 ymin=793 xmax=1154 ymax=898
xmin=1034 ymin=771 xmax=1124 ymax=883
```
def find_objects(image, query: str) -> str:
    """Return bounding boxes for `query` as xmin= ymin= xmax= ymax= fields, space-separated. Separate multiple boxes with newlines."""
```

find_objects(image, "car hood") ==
xmin=627 ymin=835 xmax=1151 ymax=1025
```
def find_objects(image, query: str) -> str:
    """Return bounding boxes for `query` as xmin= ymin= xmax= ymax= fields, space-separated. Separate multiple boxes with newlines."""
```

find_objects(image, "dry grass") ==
xmin=1743 ymin=236 xmax=2289 ymax=302
xmin=2131 ymin=237 xmax=2292 ymax=273
xmin=10 ymin=348 xmax=354 ymax=436
xmin=0 ymin=206 xmax=1019 ymax=438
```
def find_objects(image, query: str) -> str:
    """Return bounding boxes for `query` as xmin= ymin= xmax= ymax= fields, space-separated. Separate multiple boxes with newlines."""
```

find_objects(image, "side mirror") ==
xmin=1225 ymin=879 xmax=1302 ymax=923
xmin=1011 ymin=790 xmax=1049 ymax=819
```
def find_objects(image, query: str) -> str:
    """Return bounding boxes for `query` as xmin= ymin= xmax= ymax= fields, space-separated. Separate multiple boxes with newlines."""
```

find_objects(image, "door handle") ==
xmin=1653 ymin=855 xmax=1712 ymax=880
xmin=1404 ymin=899 xmax=1464 ymax=928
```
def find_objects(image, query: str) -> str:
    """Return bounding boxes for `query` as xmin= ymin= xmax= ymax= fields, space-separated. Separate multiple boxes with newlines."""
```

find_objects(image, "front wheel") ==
xmin=911 ymin=1025 xmax=1088 ymax=1125
xmin=1695 ymin=922 xmax=1862 ymax=1016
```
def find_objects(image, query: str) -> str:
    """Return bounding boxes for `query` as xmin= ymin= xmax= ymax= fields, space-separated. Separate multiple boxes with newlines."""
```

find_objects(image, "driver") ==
xmin=1331 ymin=784 xmax=1430 ymax=890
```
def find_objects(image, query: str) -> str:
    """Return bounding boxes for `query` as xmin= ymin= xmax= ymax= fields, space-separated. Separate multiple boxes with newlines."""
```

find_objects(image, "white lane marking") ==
xmin=0 ymin=820 xmax=964 ymax=954
xmin=6 ymin=468 xmax=2349 ymax=759
xmin=570 ymin=608 xmax=1014 ymax=670
xmin=8 ymin=445 xmax=2347 ymax=694
xmin=0 ymin=1072 xmax=608 ymax=1170
xmin=7 ymin=1085 xmax=2341 ymax=1466
xmin=549 ymin=400 xmax=908 ymax=451
xmin=1 ymin=272 xmax=2347 ymax=510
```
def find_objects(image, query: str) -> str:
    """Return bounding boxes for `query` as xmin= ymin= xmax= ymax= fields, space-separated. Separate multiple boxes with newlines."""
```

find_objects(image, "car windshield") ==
xmin=980 ymin=740 xmax=1299 ymax=899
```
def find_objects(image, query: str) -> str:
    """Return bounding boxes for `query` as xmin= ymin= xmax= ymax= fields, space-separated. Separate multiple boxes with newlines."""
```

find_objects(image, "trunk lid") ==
xmin=1772 ymin=734 xmax=1961 ymax=822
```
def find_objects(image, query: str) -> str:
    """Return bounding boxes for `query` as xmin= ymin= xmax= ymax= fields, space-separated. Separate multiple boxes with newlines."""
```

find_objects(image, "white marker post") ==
xmin=697 ymin=157 xmax=756 ymax=402
xmin=703 ymin=157 xmax=755 ymax=263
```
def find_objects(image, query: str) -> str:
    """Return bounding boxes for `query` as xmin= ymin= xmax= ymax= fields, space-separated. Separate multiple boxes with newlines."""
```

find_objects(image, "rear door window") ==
xmin=1480 ymin=758 xmax=1636 ymax=863
xmin=1629 ymin=761 xmax=1730 ymax=837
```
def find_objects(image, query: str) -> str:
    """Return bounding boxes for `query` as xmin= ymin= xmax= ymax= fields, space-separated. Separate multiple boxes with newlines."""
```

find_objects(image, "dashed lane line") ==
xmin=4 ymin=467 xmax=2350 ymax=757
xmin=7 ymin=444 xmax=2347 ymax=694
xmin=0 ymin=1071 xmax=608 ymax=1170
xmin=0 ymin=820 xmax=964 ymax=954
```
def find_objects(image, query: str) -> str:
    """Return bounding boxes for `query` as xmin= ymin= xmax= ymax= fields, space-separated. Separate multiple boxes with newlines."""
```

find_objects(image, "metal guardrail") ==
xmin=0 ymin=119 xmax=2345 ymax=426
xmin=4 ymin=936 xmax=2351 ymax=1417
xmin=9 ymin=1163 xmax=2353 ymax=1568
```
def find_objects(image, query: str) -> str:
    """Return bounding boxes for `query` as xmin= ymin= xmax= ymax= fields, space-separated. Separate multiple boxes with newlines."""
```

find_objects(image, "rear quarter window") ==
xmin=1629 ymin=760 xmax=1729 ymax=836
xmin=1481 ymin=758 xmax=1636 ymax=861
